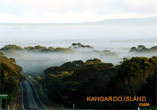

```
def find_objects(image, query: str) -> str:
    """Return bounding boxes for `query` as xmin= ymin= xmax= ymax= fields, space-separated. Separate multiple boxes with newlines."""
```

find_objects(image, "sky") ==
xmin=0 ymin=0 xmax=157 ymax=23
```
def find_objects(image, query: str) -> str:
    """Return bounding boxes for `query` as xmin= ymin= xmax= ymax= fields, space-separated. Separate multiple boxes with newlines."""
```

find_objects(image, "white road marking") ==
xmin=20 ymin=82 xmax=24 ymax=110
xmin=24 ymin=80 xmax=39 ymax=109
xmin=26 ymin=78 xmax=46 ymax=109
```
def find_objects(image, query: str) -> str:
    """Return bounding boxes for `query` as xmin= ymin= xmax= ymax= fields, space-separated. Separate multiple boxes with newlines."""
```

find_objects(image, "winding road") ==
xmin=20 ymin=78 xmax=45 ymax=110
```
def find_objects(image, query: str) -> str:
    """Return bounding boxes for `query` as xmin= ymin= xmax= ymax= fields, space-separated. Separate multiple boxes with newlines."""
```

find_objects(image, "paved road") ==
xmin=20 ymin=78 xmax=45 ymax=110
xmin=20 ymin=82 xmax=30 ymax=109
xmin=27 ymin=78 xmax=45 ymax=109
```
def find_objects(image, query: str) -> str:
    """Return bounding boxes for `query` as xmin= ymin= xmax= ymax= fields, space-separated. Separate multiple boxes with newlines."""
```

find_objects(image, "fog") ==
xmin=1 ymin=23 xmax=157 ymax=47
xmin=0 ymin=23 xmax=156 ymax=74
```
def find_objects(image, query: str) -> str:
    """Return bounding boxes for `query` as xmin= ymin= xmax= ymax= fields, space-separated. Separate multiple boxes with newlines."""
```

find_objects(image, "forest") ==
xmin=0 ymin=44 xmax=156 ymax=109
xmin=0 ymin=52 xmax=25 ymax=108
xmin=34 ymin=56 xmax=157 ymax=109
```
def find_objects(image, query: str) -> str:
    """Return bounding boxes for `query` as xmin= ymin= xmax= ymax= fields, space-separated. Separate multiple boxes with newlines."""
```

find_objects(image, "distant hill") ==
xmin=1 ymin=17 xmax=156 ymax=25
xmin=98 ymin=17 xmax=157 ymax=25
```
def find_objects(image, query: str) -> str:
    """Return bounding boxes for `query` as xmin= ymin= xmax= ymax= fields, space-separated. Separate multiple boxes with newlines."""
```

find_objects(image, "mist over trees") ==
xmin=129 ymin=45 xmax=157 ymax=53
xmin=0 ymin=43 xmax=156 ymax=76
xmin=0 ymin=16 xmax=156 ymax=109
xmin=0 ymin=42 xmax=157 ymax=109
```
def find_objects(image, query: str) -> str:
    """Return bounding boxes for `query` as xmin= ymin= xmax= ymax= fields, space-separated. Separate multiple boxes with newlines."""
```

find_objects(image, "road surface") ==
xmin=20 ymin=78 xmax=45 ymax=110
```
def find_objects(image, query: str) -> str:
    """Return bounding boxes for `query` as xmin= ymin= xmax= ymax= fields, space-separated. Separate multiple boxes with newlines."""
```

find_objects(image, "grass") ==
xmin=16 ymin=86 xmax=20 ymax=94
xmin=30 ymin=78 xmax=60 ymax=107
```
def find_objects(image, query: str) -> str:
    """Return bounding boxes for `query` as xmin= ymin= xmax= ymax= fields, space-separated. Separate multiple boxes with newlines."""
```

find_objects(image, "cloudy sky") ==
xmin=0 ymin=0 xmax=157 ymax=23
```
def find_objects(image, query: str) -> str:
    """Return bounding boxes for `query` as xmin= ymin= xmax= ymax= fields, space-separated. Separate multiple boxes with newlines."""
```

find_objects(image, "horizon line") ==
xmin=0 ymin=16 xmax=156 ymax=24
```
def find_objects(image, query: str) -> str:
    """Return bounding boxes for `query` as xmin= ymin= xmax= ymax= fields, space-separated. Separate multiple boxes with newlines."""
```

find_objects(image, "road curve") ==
xmin=20 ymin=82 xmax=30 ymax=109
xmin=20 ymin=78 xmax=45 ymax=109
xmin=26 ymin=78 xmax=45 ymax=109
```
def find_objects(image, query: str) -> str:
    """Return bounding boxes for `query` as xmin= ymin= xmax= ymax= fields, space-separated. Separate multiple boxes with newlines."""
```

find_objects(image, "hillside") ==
xmin=99 ymin=17 xmax=157 ymax=25
xmin=34 ymin=56 xmax=157 ymax=109
xmin=0 ymin=52 xmax=25 ymax=108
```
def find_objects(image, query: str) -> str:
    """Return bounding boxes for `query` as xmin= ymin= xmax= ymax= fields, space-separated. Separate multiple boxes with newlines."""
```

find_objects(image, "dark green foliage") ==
xmin=9 ymin=58 xmax=16 ymax=63
xmin=0 ymin=44 xmax=24 ymax=51
xmin=44 ymin=60 xmax=85 ymax=74
xmin=54 ymin=47 xmax=72 ymax=52
xmin=24 ymin=45 xmax=72 ymax=53
xmin=34 ymin=45 xmax=47 ymax=50
xmin=130 ymin=47 xmax=136 ymax=52
xmin=18 ymin=73 xmax=26 ymax=81
xmin=40 ymin=49 xmax=52 ymax=52
xmin=150 ymin=46 xmax=157 ymax=51
xmin=34 ymin=45 xmax=54 ymax=53
xmin=61 ymin=60 xmax=84 ymax=71
xmin=72 ymin=43 xmax=94 ymax=49
xmin=137 ymin=71 xmax=157 ymax=106
xmin=85 ymin=58 xmax=102 ymax=65
xmin=24 ymin=46 xmax=36 ymax=52
xmin=0 ymin=52 xmax=4 ymax=55
xmin=44 ymin=66 xmax=62 ymax=74
xmin=42 ymin=56 xmax=157 ymax=109
xmin=106 ymin=57 xmax=157 ymax=107
xmin=43 ymin=61 xmax=116 ymax=108
xmin=0 ymin=44 xmax=24 ymax=56
xmin=44 ymin=58 xmax=103 ymax=75
xmin=0 ymin=52 xmax=25 ymax=107
xmin=48 ymin=47 xmax=54 ymax=50
xmin=129 ymin=45 xmax=157 ymax=53
xmin=72 ymin=63 xmax=113 ymax=82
